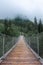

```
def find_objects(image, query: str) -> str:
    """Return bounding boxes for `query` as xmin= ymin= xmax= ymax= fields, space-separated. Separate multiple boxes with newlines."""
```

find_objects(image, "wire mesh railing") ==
xmin=26 ymin=33 xmax=43 ymax=58
xmin=39 ymin=33 xmax=43 ymax=58
xmin=0 ymin=34 xmax=18 ymax=58
xmin=0 ymin=35 xmax=3 ymax=57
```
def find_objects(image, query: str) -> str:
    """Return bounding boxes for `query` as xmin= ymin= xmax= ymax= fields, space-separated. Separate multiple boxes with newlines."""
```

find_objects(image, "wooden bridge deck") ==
xmin=0 ymin=36 xmax=41 ymax=65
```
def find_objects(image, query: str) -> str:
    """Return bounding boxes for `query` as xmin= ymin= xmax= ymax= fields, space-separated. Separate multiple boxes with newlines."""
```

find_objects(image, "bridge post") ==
xmin=37 ymin=36 xmax=39 ymax=56
xmin=3 ymin=34 xmax=5 ymax=56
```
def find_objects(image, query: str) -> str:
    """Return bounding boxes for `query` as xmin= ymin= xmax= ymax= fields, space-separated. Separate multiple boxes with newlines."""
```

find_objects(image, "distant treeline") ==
xmin=0 ymin=16 xmax=43 ymax=36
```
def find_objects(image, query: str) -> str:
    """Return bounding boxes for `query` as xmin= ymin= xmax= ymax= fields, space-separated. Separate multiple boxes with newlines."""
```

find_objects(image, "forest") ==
xmin=0 ymin=16 xmax=43 ymax=37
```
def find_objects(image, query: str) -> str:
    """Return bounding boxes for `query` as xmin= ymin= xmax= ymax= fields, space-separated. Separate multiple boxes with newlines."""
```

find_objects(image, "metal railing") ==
xmin=26 ymin=33 xmax=43 ymax=58
xmin=0 ymin=34 xmax=18 ymax=58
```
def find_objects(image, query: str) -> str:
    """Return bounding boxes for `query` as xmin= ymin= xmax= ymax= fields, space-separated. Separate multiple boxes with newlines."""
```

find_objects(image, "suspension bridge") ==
xmin=0 ymin=35 xmax=43 ymax=65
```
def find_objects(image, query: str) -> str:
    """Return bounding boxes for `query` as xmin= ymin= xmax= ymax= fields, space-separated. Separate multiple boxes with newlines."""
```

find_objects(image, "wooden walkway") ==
xmin=0 ymin=36 xmax=41 ymax=65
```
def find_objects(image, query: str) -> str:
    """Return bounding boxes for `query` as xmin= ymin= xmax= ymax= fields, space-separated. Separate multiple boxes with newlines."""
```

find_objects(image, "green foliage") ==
xmin=38 ymin=19 xmax=43 ymax=33
xmin=0 ymin=17 xmax=43 ymax=36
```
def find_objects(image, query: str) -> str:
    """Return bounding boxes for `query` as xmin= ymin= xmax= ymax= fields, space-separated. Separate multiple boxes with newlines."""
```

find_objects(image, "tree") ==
xmin=2 ymin=19 xmax=12 ymax=35
xmin=34 ymin=17 xmax=38 ymax=29
xmin=8 ymin=20 xmax=12 ymax=35
xmin=3 ymin=19 xmax=8 ymax=35
xmin=34 ymin=17 xmax=37 ymax=24
xmin=34 ymin=17 xmax=38 ymax=34
xmin=38 ymin=19 xmax=43 ymax=33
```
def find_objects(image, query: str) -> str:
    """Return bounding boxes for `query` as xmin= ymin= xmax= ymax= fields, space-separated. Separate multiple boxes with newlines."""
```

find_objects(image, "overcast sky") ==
xmin=0 ymin=0 xmax=43 ymax=21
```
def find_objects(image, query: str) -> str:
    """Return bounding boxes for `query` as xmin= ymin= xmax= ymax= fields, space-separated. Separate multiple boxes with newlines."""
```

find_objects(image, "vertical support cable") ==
xmin=3 ymin=34 xmax=5 ymax=56
xmin=37 ymin=36 xmax=39 ymax=56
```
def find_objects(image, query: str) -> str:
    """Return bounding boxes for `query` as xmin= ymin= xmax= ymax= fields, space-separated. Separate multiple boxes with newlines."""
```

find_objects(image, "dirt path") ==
xmin=0 ymin=36 xmax=41 ymax=65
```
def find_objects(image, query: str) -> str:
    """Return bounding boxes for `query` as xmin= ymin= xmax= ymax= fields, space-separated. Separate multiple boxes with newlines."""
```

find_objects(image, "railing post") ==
xmin=37 ymin=36 xmax=39 ymax=56
xmin=3 ymin=34 xmax=5 ymax=56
